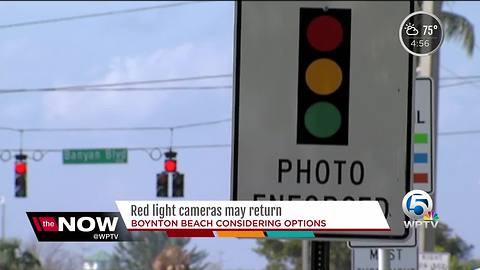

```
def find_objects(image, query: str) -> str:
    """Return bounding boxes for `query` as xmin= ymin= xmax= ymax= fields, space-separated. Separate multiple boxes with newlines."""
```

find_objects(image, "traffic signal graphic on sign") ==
xmin=297 ymin=8 xmax=351 ymax=145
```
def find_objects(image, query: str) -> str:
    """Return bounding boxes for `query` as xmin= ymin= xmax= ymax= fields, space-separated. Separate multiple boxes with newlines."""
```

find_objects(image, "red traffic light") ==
xmin=165 ymin=159 xmax=177 ymax=173
xmin=15 ymin=162 xmax=27 ymax=174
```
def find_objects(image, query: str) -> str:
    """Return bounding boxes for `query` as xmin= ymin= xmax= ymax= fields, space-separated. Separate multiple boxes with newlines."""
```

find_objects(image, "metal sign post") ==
xmin=311 ymin=242 xmax=329 ymax=270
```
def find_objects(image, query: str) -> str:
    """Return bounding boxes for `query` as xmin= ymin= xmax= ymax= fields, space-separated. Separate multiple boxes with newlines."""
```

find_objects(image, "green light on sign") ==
xmin=304 ymin=102 xmax=341 ymax=138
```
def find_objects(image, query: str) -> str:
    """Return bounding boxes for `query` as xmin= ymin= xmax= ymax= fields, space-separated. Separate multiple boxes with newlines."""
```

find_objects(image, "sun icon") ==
xmin=404 ymin=22 xmax=415 ymax=30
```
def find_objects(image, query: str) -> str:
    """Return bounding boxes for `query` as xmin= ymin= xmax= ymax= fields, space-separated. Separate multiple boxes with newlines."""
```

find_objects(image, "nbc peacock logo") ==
xmin=423 ymin=211 xmax=440 ymax=222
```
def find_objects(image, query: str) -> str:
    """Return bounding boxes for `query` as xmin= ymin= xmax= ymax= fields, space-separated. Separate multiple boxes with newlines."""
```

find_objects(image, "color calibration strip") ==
xmin=413 ymin=133 xmax=429 ymax=183
xmin=412 ymin=78 xmax=434 ymax=192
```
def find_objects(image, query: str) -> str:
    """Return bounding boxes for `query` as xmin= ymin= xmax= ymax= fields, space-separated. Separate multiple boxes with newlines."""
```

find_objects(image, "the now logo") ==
xmin=27 ymin=212 xmax=131 ymax=242
xmin=32 ymin=216 xmax=118 ymax=232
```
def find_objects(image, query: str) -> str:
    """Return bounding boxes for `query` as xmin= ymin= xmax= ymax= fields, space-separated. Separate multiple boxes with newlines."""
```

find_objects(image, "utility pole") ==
xmin=418 ymin=0 xmax=441 ymax=253
xmin=302 ymin=240 xmax=310 ymax=270
xmin=0 ymin=196 xmax=4 ymax=240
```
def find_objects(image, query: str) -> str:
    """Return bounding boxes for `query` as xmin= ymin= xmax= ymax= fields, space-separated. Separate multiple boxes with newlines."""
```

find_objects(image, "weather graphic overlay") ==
xmin=399 ymin=11 xmax=444 ymax=56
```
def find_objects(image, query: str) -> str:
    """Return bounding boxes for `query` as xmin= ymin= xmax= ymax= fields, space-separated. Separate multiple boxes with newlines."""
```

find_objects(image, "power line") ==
xmin=0 ymin=1 xmax=209 ymax=30
xmin=0 ymin=85 xmax=232 ymax=95
xmin=440 ymin=80 xmax=480 ymax=88
xmin=0 ymin=143 xmax=231 ymax=161
xmin=0 ymin=127 xmax=20 ymax=132
xmin=171 ymin=119 xmax=231 ymax=130
xmin=440 ymin=65 xmax=480 ymax=89
xmin=0 ymin=144 xmax=231 ymax=153
xmin=441 ymin=75 xmax=480 ymax=80
xmin=439 ymin=129 xmax=480 ymax=136
xmin=438 ymin=67 xmax=480 ymax=136
xmin=0 ymin=118 xmax=231 ymax=133
xmin=13 ymin=116 xmax=468 ymax=138
xmin=0 ymin=74 xmax=232 ymax=94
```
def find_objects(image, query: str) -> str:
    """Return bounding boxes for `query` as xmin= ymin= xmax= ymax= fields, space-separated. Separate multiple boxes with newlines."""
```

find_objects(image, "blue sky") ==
xmin=0 ymin=1 xmax=479 ymax=269
xmin=437 ymin=1 xmax=480 ymax=260
xmin=0 ymin=1 xmax=259 ymax=269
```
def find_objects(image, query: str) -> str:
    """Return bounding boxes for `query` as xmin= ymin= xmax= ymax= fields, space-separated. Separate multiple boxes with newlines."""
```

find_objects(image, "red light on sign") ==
xmin=307 ymin=15 xmax=343 ymax=52
xmin=165 ymin=159 xmax=177 ymax=173
xmin=15 ymin=162 xmax=27 ymax=174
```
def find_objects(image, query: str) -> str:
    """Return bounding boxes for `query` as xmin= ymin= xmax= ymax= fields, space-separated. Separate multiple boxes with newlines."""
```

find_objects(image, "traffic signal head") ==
xmin=172 ymin=172 xmax=184 ymax=198
xmin=156 ymin=172 xmax=168 ymax=197
xmin=297 ymin=8 xmax=351 ymax=145
xmin=15 ymin=160 xmax=27 ymax=198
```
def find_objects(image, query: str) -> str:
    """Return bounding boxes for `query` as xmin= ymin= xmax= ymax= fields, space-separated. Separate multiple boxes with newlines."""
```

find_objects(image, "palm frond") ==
xmin=441 ymin=11 xmax=475 ymax=56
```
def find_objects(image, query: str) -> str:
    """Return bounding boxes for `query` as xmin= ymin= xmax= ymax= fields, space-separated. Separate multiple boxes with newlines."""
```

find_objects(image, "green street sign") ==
xmin=63 ymin=148 xmax=128 ymax=164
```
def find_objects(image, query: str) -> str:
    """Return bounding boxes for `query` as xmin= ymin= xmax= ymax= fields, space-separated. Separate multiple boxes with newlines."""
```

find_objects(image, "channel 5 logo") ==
xmin=402 ymin=190 xmax=440 ymax=229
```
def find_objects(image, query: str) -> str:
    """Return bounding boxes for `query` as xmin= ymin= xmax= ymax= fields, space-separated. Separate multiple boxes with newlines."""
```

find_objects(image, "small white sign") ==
xmin=413 ymin=78 xmax=434 ymax=193
xmin=419 ymin=252 xmax=449 ymax=270
xmin=352 ymin=247 xmax=418 ymax=270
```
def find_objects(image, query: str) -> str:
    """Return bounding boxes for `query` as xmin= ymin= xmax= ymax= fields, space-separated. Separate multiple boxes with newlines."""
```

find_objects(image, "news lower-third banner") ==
xmin=27 ymin=201 xmax=389 ymax=241
xmin=116 ymin=201 xmax=389 ymax=238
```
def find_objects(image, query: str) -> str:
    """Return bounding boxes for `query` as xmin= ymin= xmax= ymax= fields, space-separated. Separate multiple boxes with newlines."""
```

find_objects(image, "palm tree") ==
xmin=441 ymin=10 xmax=475 ymax=55
xmin=418 ymin=1 xmax=475 ymax=55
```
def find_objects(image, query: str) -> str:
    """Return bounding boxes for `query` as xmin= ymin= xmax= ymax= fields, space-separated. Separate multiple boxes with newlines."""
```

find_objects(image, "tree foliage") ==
xmin=441 ymin=10 xmax=475 ymax=56
xmin=418 ymin=1 xmax=476 ymax=56
xmin=0 ymin=239 xmax=41 ymax=270
xmin=27 ymin=242 xmax=83 ymax=270
xmin=434 ymin=222 xmax=480 ymax=269
xmin=109 ymin=232 xmax=208 ymax=270
xmin=254 ymin=239 xmax=302 ymax=270
xmin=434 ymin=222 xmax=473 ymax=260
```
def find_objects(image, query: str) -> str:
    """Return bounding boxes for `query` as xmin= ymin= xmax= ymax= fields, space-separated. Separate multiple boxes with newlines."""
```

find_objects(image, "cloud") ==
xmin=40 ymin=42 xmax=232 ymax=126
